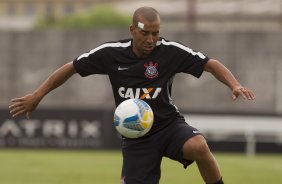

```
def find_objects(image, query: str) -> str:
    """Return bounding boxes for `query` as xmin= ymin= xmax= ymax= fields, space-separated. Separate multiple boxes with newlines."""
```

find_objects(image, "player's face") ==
xmin=130 ymin=16 xmax=160 ymax=58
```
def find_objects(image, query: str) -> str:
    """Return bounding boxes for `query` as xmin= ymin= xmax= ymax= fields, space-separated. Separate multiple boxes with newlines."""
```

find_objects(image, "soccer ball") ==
xmin=114 ymin=99 xmax=154 ymax=138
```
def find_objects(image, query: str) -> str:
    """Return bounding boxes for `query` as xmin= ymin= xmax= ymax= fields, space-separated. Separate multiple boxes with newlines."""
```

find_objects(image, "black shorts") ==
xmin=120 ymin=117 xmax=202 ymax=184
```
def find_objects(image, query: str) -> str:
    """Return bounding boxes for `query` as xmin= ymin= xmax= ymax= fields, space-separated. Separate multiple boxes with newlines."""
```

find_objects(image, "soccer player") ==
xmin=9 ymin=6 xmax=255 ymax=184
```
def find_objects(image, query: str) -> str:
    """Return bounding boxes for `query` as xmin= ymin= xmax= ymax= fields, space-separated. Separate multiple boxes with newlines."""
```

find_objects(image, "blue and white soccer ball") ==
xmin=114 ymin=99 xmax=154 ymax=138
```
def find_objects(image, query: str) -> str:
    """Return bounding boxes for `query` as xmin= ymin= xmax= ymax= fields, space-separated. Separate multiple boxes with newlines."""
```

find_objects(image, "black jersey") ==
xmin=73 ymin=37 xmax=209 ymax=135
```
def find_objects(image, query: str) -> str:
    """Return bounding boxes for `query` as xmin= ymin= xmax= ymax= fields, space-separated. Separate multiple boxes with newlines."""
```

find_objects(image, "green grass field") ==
xmin=0 ymin=149 xmax=281 ymax=184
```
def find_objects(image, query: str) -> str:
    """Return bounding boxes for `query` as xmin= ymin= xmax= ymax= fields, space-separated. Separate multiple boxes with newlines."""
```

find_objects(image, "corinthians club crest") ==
xmin=144 ymin=61 xmax=158 ymax=79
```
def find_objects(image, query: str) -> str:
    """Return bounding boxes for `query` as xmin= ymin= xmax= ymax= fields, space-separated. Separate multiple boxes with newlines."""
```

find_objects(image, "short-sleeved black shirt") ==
xmin=73 ymin=37 xmax=209 ymax=135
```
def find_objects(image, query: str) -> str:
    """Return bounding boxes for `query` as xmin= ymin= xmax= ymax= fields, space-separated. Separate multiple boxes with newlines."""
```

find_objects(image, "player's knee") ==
xmin=183 ymin=135 xmax=211 ymax=161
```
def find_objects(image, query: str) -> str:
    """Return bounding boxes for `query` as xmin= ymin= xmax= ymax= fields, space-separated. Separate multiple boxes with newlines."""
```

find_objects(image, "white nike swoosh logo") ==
xmin=193 ymin=130 xmax=200 ymax=134
xmin=118 ymin=66 xmax=129 ymax=71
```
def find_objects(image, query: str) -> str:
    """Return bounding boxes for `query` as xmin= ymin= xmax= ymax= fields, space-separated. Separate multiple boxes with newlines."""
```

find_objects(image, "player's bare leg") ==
xmin=182 ymin=135 xmax=223 ymax=184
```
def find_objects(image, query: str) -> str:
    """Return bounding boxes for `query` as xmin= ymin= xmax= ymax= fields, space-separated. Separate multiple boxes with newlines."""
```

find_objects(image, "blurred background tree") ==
xmin=34 ymin=5 xmax=131 ymax=29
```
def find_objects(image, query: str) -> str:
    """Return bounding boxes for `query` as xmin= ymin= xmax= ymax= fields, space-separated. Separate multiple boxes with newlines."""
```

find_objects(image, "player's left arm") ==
xmin=204 ymin=59 xmax=255 ymax=101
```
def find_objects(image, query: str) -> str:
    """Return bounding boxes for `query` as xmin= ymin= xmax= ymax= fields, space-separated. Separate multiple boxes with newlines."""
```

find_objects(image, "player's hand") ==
xmin=9 ymin=93 xmax=40 ymax=119
xmin=232 ymin=86 xmax=255 ymax=101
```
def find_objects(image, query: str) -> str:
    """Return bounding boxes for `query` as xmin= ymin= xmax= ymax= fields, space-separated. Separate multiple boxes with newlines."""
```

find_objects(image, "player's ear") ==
xmin=129 ymin=24 xmax=135 ymax=34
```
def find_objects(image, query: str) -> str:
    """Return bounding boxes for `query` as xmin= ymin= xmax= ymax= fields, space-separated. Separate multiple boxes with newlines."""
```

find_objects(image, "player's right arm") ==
xmin=9 ymin=62 xmax=76 ymax=118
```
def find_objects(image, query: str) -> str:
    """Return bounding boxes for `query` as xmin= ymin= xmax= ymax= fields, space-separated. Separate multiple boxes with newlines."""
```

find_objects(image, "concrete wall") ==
xmin=1 ymin=29 xmax=282 ymax=114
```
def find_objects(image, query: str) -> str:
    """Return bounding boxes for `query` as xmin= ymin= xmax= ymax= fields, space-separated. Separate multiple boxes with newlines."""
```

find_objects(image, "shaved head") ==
xmin=130 ymin=7 xmax=160 ymax=58
xmin=132 ymin=7 xmax=160 ymax=26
